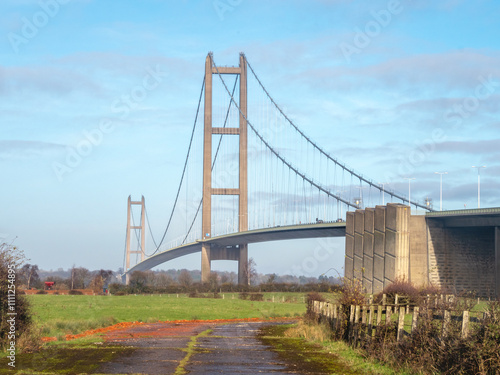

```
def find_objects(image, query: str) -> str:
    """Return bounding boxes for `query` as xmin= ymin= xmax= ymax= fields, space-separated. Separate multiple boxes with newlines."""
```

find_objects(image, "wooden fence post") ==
xmin=397 ymin=306 xmax=405 ymax=341
xmin=395 ymin=293 xmax=399 ymax=306
xmin=349 ymin=305 xmax=355 ymax=343
xmin=411 ymin=306 xmax=419 ymax=334
xmin=354 ymin=305 xmax=361 ymax=347
xmin=462 ymin=310 xmax=470 ymax=339
xmin=382 ymin=294 xmax=387 ymax=305
xmin=333 ymin=304 xmax=338 ymax=331
xmin=442 ymin=310 xmax=451 ymax=339
xmin=377 ymin=305 xmax=382 ymax=326
xmin=386 ymin=306 xmax=392 ymax=325
xmin=368 ymin=305 xmax=374 ymax=338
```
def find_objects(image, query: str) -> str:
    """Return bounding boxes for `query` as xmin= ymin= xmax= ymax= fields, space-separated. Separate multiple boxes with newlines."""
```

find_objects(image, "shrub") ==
xmin=68 ymin=290 xmax=83 ymax=295
xmin=418 ymin=283 xmax=443 ymax=296
xmin=306 ymin=291 xmax=325 ymax=305
xmin=108 ymin=282 xmax=126 ymax=295
xmin=375 ymin=277 xmax=420 ymax=305
xmin=239 ymin=292 xmax=249 ymax=300
xmin=338 ymin=277 xmax=366 ymax=307
xmin=362 ymin=300 xmax=500 ymax=374
xmin=0 ymin=243 xmax=39 ymax=352
xmin=249 ymin=293 xmax=263 ymax=301
xmin=36 ymin=290 xmax=47 ymax=294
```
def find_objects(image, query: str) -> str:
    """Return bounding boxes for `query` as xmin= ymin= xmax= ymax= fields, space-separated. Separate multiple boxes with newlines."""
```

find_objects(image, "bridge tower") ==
xmin=202 ymin=53 xmax=249 ymax=284
xmin=124 ymin=195 xmax=146 ymax=283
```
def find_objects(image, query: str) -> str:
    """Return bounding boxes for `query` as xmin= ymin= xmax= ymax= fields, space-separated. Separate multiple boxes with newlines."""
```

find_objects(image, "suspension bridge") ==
xmin=122 ymin=53 xmax=433 ymax=285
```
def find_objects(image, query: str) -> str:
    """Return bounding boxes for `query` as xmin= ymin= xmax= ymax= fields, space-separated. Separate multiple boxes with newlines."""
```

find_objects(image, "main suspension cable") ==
xmin=146 ymin=75 xmax=206 ymax=257
xmin=212 ymin=55 xmax=358 ymax=209
xmin=245 ymin=58 xmax=433 ymax=211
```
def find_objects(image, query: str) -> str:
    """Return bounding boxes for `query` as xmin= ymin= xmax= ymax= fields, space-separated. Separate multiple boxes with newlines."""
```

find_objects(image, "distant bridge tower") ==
xmin=202 ymin=53 xmax=249 ymax=284
xmin=124 ymin=195 xmax=146 ymax=283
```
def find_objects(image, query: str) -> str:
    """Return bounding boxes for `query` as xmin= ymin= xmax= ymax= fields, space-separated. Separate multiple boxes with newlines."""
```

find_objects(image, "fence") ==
xmin=309 ymin=294 xmax=484 ymax=346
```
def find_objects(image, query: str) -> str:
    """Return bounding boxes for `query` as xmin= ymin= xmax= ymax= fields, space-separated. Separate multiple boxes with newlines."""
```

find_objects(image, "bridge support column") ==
xmin=238 ymin=244 xmax=249 ymax=285
xmin=201 ymin=244 xmax=211 ymax=283
xmin=124 ymin=195 xmax=145 ymax=279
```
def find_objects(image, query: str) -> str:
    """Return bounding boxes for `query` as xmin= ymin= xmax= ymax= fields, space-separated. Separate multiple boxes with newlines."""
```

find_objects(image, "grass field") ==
xmin=28 ymin=293 xmax=307 ymax=338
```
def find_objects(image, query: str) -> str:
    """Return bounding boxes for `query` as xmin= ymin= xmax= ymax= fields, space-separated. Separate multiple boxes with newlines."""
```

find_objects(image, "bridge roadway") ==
xmin=125 ymin=222 xmax=346 ymax=274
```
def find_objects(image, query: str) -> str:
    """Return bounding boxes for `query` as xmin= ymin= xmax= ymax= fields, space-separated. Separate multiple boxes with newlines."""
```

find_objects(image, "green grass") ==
xmin=28 ymin=293 xmax=306 ymax=338
xmin=284 ymin=321 xmax=410 ymax=374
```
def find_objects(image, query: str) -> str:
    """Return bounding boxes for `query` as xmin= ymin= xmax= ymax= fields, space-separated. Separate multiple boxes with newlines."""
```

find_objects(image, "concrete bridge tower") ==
xmin=201 ymin=53 xmax=249 ymax=284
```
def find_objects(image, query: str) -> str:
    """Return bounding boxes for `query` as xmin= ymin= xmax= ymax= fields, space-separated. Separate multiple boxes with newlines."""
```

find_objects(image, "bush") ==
xmin=68 ymin=290 xmax=83 ymax=295
xmin=375 ymin=277 xmax=420 ymax=305
xmin=362 ymin=299 xmax=500 ymax=374
xmin=0 ymin=243 xmax=39 ymax=352
xmin=306 ymin=291 xmax=325 ymax=305
xmin=36 ymin=290 xmax=47 ymax=294
xmin=249 ymin=293 xmax=263 ymax=301
xmin=338 ymin=277 xmax=366 ymax=307
xmin=239 ymin=292 xmax=249 ymax=300
xmin=108 ymin=282 xmax=126 ymax=295
xmin=418 ymin=283 xmax=443 ymax=296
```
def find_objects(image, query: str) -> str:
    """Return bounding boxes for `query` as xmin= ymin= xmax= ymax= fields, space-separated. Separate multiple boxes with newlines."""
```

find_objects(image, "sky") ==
xmin=1 ymin=0 xmax=499 ymax=278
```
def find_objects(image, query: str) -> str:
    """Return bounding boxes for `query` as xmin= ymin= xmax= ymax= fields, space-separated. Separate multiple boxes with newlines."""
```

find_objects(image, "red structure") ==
xmin=44 ymin=281 xmax=55 ymax=290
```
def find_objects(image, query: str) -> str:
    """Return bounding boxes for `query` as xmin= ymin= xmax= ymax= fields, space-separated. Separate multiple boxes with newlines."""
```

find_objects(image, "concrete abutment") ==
xmin=345 ymin=204 xmax=500 ymax=297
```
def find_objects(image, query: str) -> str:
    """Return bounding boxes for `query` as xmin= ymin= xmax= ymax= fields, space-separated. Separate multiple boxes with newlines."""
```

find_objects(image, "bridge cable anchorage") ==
xmin=245 ymin=58 xmax=434 ymax=212
xmin=212 ymin=58 xmax=359 ymax=210
xmin=181 ymin=75 xmax=239 ymax=245
xmin=145 ymin=75 xmax=206 ymax=257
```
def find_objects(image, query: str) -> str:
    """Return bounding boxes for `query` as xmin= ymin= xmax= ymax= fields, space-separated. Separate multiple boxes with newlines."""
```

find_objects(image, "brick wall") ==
xmin=427 ymin=221 xmax=495 ymax=297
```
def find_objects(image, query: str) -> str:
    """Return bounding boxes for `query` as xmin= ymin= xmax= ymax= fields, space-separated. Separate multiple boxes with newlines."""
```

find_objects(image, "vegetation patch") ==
xmin=258 ymin=324 xmax=362 ymax=374
xmin=284 ymin=320 xmax=405 ymax=375
xmin=174 ymin=329 xmax=212 ymax=375
xmin=29 ymin=294 xmax=306 ymax=338
xmin=3 ymin=345 xmax=135 ymax=374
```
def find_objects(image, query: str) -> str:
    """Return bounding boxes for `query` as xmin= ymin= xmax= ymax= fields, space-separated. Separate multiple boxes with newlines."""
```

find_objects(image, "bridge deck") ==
xmin=426 ymin=207 xmax=500 ymax=227
xmin=125 ymin=222 xmax=346 ymax=274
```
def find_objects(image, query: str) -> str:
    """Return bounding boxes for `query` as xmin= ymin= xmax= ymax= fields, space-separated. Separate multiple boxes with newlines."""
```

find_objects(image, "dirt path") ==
xmin=98 ymin=320 xmax=357 ymax=375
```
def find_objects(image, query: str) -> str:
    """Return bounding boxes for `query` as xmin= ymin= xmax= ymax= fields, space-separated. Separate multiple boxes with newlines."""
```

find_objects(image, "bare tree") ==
xmin=72 ymin=267 xmax=90 ymax=289
xmin=243 ymin=257 xmax=257 ymax=286
xmin=155 ymin=272 xmax=173 ymax=288
xmin=20 ymin=264 xmax=40 ymax=289
xmin=178 ymin=269 xmax=193 ymax=290
xmin=267 ymin=273 xmax=277 ymax=284
xmin=89 ymin=269 xmax=113 ymax=293
xmin=207 ymin=272 xmax=219 ymax=292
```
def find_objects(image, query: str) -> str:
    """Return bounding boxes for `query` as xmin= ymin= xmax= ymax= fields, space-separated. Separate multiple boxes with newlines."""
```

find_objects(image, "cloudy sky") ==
xmin=1 ymin=0 xmax=499 ymax=277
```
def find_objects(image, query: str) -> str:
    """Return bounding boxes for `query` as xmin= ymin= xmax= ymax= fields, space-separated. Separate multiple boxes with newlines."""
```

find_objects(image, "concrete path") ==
xmin=98 ymin=320 xmax=330 ymax=374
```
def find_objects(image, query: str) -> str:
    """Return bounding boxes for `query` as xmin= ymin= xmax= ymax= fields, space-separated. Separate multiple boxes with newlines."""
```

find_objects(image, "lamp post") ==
xmin=434 ymin=172 xmax=447 ymax=211
xmin=472 ymin=166 xmax=486 ymax=208
xmin=379 ymin=182 xmax=388 ymax=205
xmin=403 ymin=178 xmax=416 ymax=208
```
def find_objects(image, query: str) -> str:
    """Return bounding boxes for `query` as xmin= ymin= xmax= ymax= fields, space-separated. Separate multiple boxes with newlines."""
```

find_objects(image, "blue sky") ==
xmin=1 ymin=0 xmax=499 ymax=277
